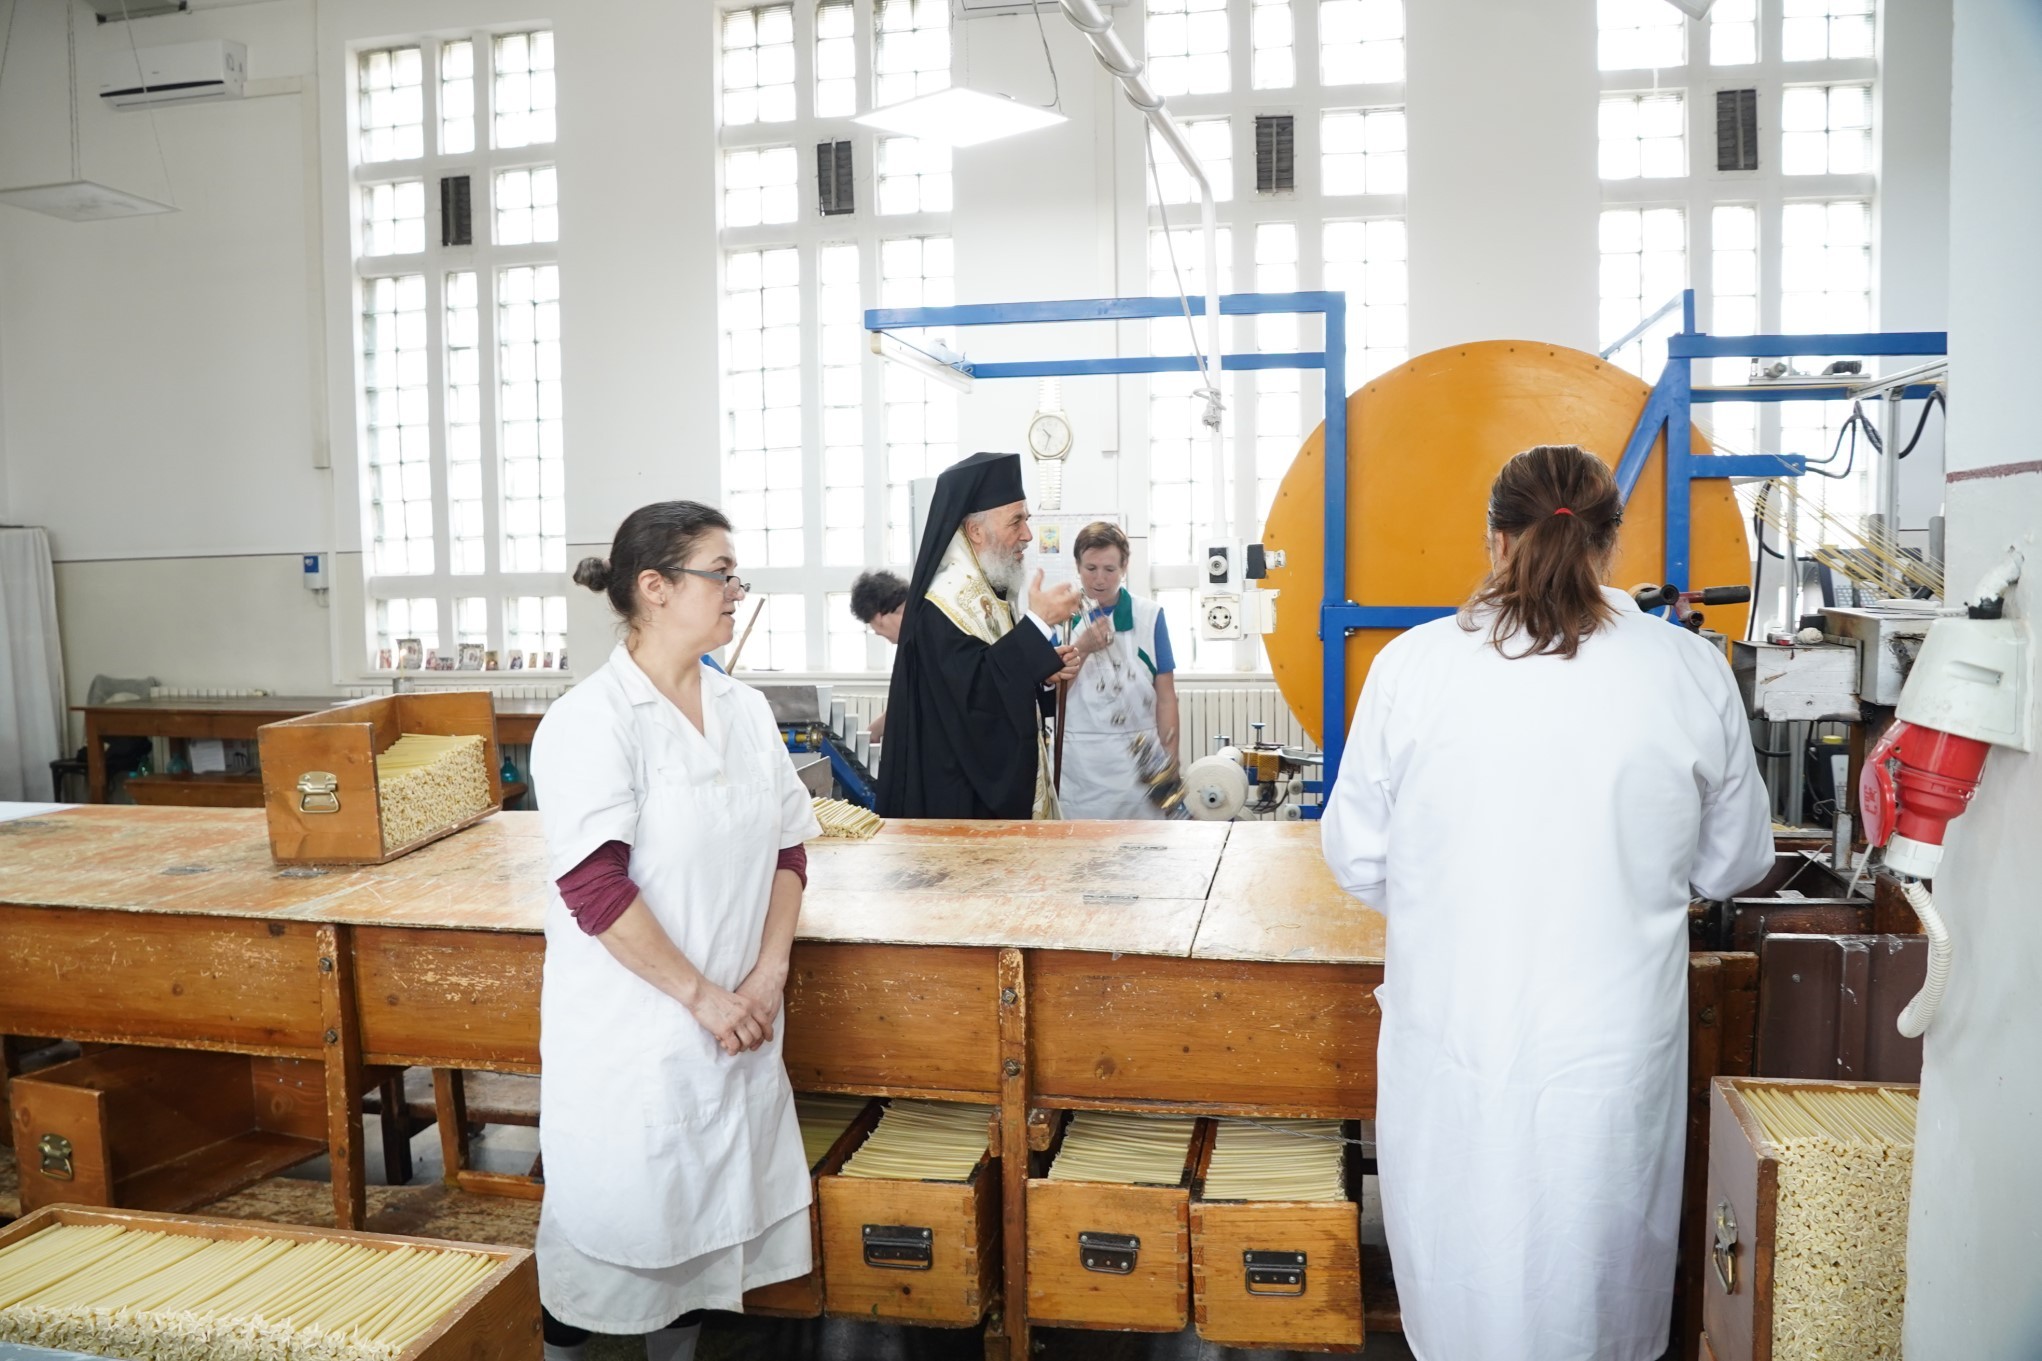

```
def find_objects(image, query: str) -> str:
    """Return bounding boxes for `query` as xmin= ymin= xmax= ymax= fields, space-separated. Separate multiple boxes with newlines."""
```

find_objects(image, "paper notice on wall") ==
xmin=1026 ymin=511 xmax=1124 ymax=590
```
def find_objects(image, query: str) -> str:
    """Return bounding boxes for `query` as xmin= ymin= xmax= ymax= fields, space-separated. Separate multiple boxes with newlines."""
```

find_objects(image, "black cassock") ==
xmin=875 ymin=450 xmax=1064 ymax=820
xmin=876 ymin=605 xmax=1061 ymax=819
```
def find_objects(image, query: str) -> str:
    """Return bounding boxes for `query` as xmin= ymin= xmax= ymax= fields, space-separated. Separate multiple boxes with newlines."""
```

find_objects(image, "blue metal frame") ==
xmin=864 ymin=288 xmax=1948 ymax=810
xmin=1612 ymin=289 xmax=1946 ymax=591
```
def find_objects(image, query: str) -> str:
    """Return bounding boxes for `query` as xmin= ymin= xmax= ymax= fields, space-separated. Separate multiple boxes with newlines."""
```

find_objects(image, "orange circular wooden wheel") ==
xmin=1260 ymin=340 xmax=1754 ymax=745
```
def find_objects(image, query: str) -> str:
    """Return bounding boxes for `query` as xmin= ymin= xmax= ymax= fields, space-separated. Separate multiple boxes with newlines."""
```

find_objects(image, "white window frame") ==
xmin=345 ymin=30 xmax=568 ymax=680
xmin=1139 ymin=0 xmax=1408 ymax=674
xmin=1596 ymin=0 xmax=1877 ymax=469
xmin=716 ymin=0 xmax=953 ymax=675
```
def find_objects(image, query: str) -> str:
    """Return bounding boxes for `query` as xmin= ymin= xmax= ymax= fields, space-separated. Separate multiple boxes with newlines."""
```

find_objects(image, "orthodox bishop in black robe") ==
xmin=876 ymin=452 xmax=1079 ymax=819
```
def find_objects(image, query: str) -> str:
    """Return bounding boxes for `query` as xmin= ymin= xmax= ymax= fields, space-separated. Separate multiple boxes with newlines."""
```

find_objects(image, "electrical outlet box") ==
xmin=301 ymin=553 xmax=329 ymax=590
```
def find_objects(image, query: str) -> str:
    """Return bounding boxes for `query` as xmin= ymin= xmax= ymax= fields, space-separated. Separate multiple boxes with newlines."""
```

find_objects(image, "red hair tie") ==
xmin=1553 ymin=507 xmax=1575 ymax=517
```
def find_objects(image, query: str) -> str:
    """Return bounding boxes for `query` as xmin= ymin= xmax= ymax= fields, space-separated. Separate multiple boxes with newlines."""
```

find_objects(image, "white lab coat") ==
xmin=531 ymin=643 xmax=822 ymax=1333
xmin=1060 ymin=591 xmax=1169 ymax=820
xmin=1322 ymin=588 xmax=1772 ymax=1361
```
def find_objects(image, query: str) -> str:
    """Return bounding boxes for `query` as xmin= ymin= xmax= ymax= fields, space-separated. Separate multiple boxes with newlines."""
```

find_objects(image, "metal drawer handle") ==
xmin=1713 ymin=1200 xmax=1739 ymax=1295
xmin=1244 ymin=1249 xmax=1306 ymax=1296
xmin=862 ymin=1224 xmax=932 ymax=1270
xmin=39 ymin=1133 xmax=74 ymax=1181
xmin=1079 ymin=1231 xmax=1140 ymax=1275
xmin=297 ymin=772 xmax=341 ymax=813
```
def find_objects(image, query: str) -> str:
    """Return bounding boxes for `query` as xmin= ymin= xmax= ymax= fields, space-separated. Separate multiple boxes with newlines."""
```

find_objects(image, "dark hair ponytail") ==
xmin=575 ymin=500 xmax=733 ymax=624
xmin=1458 ymin=445 xmax=1623 ymax=660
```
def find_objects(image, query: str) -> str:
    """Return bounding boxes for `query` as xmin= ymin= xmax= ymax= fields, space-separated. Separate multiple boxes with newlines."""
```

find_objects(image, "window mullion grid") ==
xmin=797 ymin=226 xmax=825 ymax=619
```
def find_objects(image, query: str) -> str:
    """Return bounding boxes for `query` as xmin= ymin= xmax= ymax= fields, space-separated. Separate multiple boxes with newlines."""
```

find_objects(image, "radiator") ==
xmin=342 ymin=682 xmax=570 ymax=700
xmin=1175 ymin=683 xmax=1308 ymax=766
xmin=148 ymin=687 xmax=271 ymax=699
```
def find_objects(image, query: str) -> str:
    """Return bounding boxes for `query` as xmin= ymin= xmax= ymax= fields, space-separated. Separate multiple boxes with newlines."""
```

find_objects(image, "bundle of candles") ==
xmin=811 ymin=798 xmax=882 ymax=840
xmin=838 ymin=1100 xmax=993 ymax=1182
xmin=0 ymin=1222 xmax=497 ymax=1361
xmin=1047 ymin=1111 xmax=1199 ymax=1186
xmin=1742 ymin=1084 xmax=1918 ymax=1360
xmin=794 ymin=1094 xmax=871 ymax=1169
xmin=1201 ymin=1119 xmax=1348 ymax=1202
xmin=374 ymin=733 xmax=493 ymax=853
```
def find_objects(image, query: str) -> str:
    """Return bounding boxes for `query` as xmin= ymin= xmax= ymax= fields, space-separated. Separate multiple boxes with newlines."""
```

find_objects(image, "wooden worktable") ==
xmin=0 ymin=806 xmax=1383 ymax=1358
xmin=74 ymin=696 xmax=551 ymax=803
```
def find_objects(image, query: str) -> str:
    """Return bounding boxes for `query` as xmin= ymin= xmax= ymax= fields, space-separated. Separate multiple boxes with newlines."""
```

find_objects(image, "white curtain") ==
xmin=0 ymin=527 xmax=67 ymax=802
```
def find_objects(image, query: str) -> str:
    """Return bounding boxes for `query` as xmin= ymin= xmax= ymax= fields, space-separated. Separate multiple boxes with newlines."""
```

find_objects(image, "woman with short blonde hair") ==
xmin=1057 ymin=520 xmax=1181 ymax=819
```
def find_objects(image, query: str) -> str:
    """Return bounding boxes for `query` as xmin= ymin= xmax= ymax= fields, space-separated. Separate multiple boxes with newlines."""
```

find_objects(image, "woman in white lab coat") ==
xmin=1322 ymin=446 xmax=1773 ymax=1361
xmin=1057 ymin=522 xmax=1181 ymax=819
xmin=530 ymin=501 xmax=821 ymax=1361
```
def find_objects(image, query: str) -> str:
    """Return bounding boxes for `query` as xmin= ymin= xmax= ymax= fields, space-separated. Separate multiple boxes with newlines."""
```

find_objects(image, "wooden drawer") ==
xmin=1702 ymin=1077 xmax=1918 ymax=1361
xmin=0 ymin=1204 xmax=537 ymax=1359
xmin=1025 ymin=1115 xmax=1209 ymax=1332
xmin=1189 ymin=1123 xmax=1364 ymax=1352
xmin=8 ymin=1047 xmax=332 ymax=1215
xmin=818 ymin=1148 xmax=1000 ymax=1325
xmin=745 ymin=1099 xmax=882 ymax=1319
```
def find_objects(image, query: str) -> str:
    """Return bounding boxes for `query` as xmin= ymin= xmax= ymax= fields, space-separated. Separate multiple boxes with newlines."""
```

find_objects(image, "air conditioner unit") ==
xmin=100 ymin=39 xmax=247 ymax=109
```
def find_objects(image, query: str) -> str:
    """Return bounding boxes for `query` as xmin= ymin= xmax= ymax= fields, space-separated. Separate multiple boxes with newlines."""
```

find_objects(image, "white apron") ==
xmin=1059 ymin=590 xmax=1167 ymax=821
xmin=531 ymin=643 xmax=823 ymax=1331
xmin=1321 ymin=588 xmax=1773 ymax=1361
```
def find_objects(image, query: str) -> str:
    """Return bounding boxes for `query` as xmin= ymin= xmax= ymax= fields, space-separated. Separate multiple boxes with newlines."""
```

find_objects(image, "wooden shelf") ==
xmin=124 ymin=772 xmax=265 ymax=808
xmin=122 ymin=1131 xmax=327 ymax=1213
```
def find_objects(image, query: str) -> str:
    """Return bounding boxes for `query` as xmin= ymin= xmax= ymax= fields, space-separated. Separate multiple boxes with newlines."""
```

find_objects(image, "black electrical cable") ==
xmin=1895 ymin=389 xmax=1946 ymax=460
xmin=1029 ymin=0 xmax=1062 ymax=111
xmin=1803 ymin=412 xmax=1859 ymax=481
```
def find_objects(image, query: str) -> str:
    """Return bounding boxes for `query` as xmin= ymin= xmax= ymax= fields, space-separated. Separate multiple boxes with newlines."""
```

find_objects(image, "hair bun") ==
xmin=572 ymin=556 xmax=613 ymax=593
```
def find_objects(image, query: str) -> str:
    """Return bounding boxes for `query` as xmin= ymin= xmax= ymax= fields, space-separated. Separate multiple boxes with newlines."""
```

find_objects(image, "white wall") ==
xmin=1901 ymin=1 xmax=2042 ymax=1354
xmin=1406 ymin=0 xmax=1599 ymax=352
xmin=0 ymin=0 xmax=1956 ymax=709
xmin=1879 ymin=0 xmax=1954 ymax=538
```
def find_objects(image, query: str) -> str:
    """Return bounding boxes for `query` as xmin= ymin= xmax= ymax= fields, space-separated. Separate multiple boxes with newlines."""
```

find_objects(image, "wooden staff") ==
xmin=1053 ymin=678 xmax=1070 ymax=792
xmin=726 ymin=597 xmax=767 ymax=671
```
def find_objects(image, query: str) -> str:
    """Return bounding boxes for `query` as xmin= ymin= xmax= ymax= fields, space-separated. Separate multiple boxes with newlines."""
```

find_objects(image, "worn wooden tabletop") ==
xmin=0 ymin=806 xmax=1384 ymax=964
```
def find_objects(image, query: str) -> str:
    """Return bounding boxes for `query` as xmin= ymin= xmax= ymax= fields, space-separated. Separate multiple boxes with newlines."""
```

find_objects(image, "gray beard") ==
xmin=980 ymin=544 xmax=1025 ymax=595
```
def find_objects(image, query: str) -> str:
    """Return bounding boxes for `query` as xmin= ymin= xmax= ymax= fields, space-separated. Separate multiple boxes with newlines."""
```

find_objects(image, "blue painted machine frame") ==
xmin=864 ymin=288 xmax=1947 ymax=810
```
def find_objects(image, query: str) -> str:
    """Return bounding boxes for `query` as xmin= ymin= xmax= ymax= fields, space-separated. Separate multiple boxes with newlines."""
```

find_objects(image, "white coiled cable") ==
xmin=1896 ymin=878 xmax=1950 ymax=1038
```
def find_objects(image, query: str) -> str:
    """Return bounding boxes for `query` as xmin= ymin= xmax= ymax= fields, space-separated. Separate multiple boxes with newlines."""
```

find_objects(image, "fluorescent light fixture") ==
xmin=855 ymin=87 xmax=1065 ymax=149
xmin=0 ymin=180 xmax=177 ymax=221
xmin=869 ymin=330 xmax=975 ymax=394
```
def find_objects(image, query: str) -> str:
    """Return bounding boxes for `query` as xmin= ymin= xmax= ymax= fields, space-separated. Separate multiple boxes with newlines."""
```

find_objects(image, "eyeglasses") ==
xmin=674 ymin=567 xmax=751 ymax=597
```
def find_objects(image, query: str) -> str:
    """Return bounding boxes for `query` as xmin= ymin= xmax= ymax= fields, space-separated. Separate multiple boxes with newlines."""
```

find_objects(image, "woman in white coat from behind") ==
xmin=531 ymin=501 xmax=821 ymax=1361
xmin=1322 ymin=446 xmax=1773 ymax=1361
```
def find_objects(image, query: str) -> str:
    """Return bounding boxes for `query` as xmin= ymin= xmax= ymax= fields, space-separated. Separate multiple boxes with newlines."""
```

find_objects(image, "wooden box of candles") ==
xmin=1189 ymin=1118 xmax=1365 ymax=1351
xmin=0 ymin=1203 xmax=539 ymax=1360
xmin=815 ymin=1099 xmax=1001 ymax=1326
xmin=1700 ymin=1078 xmax=1918 ymax=1361
xmin=257 ymin=692 xmax=503 ymax=866
xmin=1024 ymin=1111 xmax=1208 ymax=1332
xmin=741 ymin=1094 xmax=880 ymax=1319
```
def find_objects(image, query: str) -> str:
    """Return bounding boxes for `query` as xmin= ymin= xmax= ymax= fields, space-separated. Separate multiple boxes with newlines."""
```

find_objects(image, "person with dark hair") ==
xmin=530 ymin=501 xmax=821 ymax=1361
xmin=876 ymin=451 xmax=1083 ymax=819
xmin=849 ymin=570 xmax=909 ymax=644
xmin=1320 ymin=445 xmax=1772 ymax=1361
xmin=1056 ymin=521 xmax=1180 ymax=818
xmin=847 ymin=571 xmax=909 ymax=741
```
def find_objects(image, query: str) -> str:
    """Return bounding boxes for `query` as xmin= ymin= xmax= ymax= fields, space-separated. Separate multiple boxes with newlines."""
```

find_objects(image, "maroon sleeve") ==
xmin=556 ymin=839 xmax=639 ymax=937
xmin=776 ymin=843 xmax=808 ymax=888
